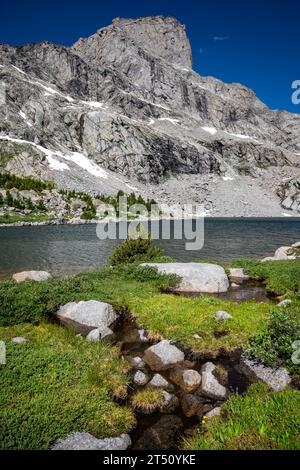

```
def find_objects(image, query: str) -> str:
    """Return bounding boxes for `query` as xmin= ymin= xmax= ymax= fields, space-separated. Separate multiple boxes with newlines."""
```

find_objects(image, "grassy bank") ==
xmin=184 ymin=383 xmax=300 ymax=450
xmin=0 ymin=323 xmax=135 ymax=450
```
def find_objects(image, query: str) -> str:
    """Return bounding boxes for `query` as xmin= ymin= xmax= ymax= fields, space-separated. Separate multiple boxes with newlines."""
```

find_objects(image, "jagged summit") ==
xmin=72 ymin=15 xmax=192 ymax=69
xmin=0 ymin=16 xmax=299 ymax=216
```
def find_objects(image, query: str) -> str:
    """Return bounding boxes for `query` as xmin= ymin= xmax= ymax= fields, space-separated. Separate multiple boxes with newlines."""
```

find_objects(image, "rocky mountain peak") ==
xmin=72 ymin=15 xmax=192 ymax=69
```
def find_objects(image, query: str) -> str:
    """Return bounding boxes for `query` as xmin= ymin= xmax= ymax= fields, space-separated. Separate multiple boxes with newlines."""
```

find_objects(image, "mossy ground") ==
xmin=0 ymin=323 xmax=135 ymax=450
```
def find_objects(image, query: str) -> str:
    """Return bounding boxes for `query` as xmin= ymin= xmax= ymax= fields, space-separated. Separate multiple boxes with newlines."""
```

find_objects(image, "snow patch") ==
xmin=225 ymin=131 xmax=258 ymax=142
xmin=46 ymin=156 xmax=69 ymax=171
xmin=61 ymin=152 xmax=108 ymax=179
xmin=222 ymin=176 xmax=235 ymax=181
xmin=19 ymin=110 xmax=33 ymax=128
xmin=282 ymin=213 xmax=294 ymax=218
xmin=202 ymin=126 xmax=217 ymax=135
xmin=158 ymin=117 xmax=179 ymax=124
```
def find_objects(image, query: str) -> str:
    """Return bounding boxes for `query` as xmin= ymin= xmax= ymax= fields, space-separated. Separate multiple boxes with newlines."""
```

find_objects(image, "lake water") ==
xmin=0 ymin=218 xmax=299 ymax=279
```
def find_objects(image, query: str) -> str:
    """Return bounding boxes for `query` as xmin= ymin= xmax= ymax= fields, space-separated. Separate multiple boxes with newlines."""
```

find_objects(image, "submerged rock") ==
xmin=56 ymin=300 xmax=117 ymax=336
xmin=12 ymin=271 xmax=52 ymax=282
xmin=200 ymin=362 xmax=227 ymax=400
xmin=142 ymin=263 xmax=229 ymax=293
xmin=132 ymin=415 xmax=183 ymax=450
xmin=52 ymin=432 xmax=131 ymax=450
xmin=160 ymin=391 xmax=179 ymax=413
xmin=143 ymin=340 xmax=184 ymax=371
xmin=237 ymin=358 xmax=291 ymax=391
xmin=181 ymin=394 xmax=203 ymax=417
xmin=169 ymin=368 xmax=201 ymax=392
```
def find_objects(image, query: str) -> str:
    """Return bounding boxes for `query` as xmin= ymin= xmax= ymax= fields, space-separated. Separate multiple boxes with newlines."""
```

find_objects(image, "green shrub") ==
xmin=109 ymin=237 xmax=164 ymax=266
xmin=0 ymin=173 xmax=54 ymax=192
xmin=246 ymin=306 xmax=300 ymax=374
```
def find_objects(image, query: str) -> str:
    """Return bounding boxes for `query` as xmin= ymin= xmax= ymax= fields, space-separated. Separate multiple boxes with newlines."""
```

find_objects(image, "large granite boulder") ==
xmin=52 ymin=432 xmax=131 ymax=450
xmin=12 ymin=271 xmax=52 ymax=282
xmin=237 ymin=358 xmax=291 ymax=391
xmin=143 ymin=340 xmax=185 ymax=371
xmin=200 ymin=362 xmax=227 ymax=400
xmin=142 ymin=263 xmax=229 ymax=293
xmin=56 ymin=300 xmax=117 ymax=335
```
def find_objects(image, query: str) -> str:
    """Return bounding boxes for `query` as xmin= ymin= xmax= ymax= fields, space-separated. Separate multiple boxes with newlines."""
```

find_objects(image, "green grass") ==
xmin=131 ymin=389 xmax=165 ymax=413
xmin=0 ymin=213 xmax=53 ymax=224
xmin=0 ymin=265 xmax=271 ymax=356
xmin=183 ymin=383 xmax=300 ymax=450
xmin=0 ymin=322 xmax=135 ymax=450
xmin=232 ymin=258 xmax=300 ymax=295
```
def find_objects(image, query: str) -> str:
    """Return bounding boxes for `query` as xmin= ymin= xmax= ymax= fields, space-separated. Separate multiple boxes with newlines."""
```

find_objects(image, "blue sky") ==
xmin=1 ymin=0 xmax=299 ymax=113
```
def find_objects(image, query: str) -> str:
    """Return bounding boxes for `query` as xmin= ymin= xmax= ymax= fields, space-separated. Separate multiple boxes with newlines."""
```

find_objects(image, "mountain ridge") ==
xmin=0 ymin=15 xmax=299 ymax=217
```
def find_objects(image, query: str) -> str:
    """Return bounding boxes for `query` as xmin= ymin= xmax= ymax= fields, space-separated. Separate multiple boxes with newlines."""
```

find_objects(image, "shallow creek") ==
xmin=113 ymin=315 xmax=252 ymax=451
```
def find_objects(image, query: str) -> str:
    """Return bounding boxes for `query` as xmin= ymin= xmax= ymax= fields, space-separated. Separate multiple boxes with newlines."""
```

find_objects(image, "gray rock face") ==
xmin=237 ymin=358 xmax=291 ymax=391
xmin=142 ymin=263 xmax=229 ymax=293
xmin=143 ymin=340 xmax=185 ymax=371
xmin=0 ymin=16 xmax=300 ymax=217
xmin=56 ymin=300 xmax=117 ymax=335
xmin=12 ymin=271 xmax=52 ymax=282
xmin=52 ymin=432 xmax=131 ymax=450
xmin=200 ymin=362 xmax=227 ymax=400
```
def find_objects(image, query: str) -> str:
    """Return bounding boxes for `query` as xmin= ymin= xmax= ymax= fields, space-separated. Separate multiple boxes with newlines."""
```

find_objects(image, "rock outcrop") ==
xmin=0 ymin=16 xmax=300 ymax=216
xmin=12 ymin=271 xmax=52 ymax=282
xmin=52 ymin=432 xmax=131 ymax=451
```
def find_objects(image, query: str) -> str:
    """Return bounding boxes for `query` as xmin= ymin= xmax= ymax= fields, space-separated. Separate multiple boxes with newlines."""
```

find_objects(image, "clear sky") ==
xmin=1 ymin=0 xmax=299 ymax=113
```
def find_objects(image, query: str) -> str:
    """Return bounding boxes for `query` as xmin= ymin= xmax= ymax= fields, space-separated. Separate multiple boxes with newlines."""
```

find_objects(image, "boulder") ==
xmin=169 ymin=368 xmax=201 ymax=392
xmin=147 ymin=373 xmax=173 ymax=391
xmin=160 ymin=391 xmax=179 ymax=413
xmin=229 ymin=268 xmax=250 ymax=284
xmin=143 ymin=340 xmax=184 ymax=371
xmin=142 ymin=263 xmax=229 ymax=293
xmin=12 ymin=337 xmax=28 ymax=344
xmin=12 ymin=271 xmax=52 ymax=282
xmin=200 ymin=362 xmax=227 ymax=400
xmin=181 ymin=394 xmax=203 ymax=417
xmin=52 ymin=432 xmax=131 ymax=450
xmin=277 ymin=299 xmax=292 ymax=308
xmin=56 ymin=300 xmax=117 ymax=336
xmin=215 ymin=311 xmax=232 ymax=322
xmin=123 ymin=328 xmax=148 ymax=343
xmin=86 ymin=326 xmax=114 ymax=342
xmin=237 ymin=358 xmax=291 ymax=391
xmin=292 ymin=241 xmax=300 ymax=248
xmin=134 ymin=371 xmax=149 ymax=386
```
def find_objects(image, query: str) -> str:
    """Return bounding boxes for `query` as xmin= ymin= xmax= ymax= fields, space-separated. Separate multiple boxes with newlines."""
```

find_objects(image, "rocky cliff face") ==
xmin=0 ymin=16 xmax=299 ymax=216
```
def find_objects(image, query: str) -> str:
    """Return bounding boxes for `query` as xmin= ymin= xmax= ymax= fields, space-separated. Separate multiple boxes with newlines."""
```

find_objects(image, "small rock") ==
xmin=12 ymin=337 xmax=28 ymax=344
xmin=231 ymin=283 xmax=240 ymax=288
xmin=130 ymin=356 xmax=146 ymax=369
xmin=132 ymin=415 xmax=183 ymax=451
xmin=134 ymin=371 xmax=149 ymax=386
xmin=237 ymin=358 xmax=291 ymax=391
xmin=200 ymin=362 xmax=227 ymax=400
xmin=206 ymin=407 xmax=221 ymax=420
xmin=215 ymin=311 xmax=232 ymax=322
xmin=193 ymin=334 xmax=201 ymax=339
xmin=12 ymin=271 xmax=52 ymax=282
xmin=86 ymin=326 xmax=114 ymax=342
xmin=229 ymin=268 xmax=250 ymax=284
xmin=52 ymin=432 xmax=131 ymax=450
xmin=143 ymin=340 xmax=185 ymax=371
xmin=160 ymin=391 xmax=179 ymax=413
xmin=277 ymin=299 xmax=292 ymax=308
xmin=169 ymin=368 xmax=201 ymax=392
xmin=147 ymin=373 xmax=173 ymax=391
xmin=123 ymin=328 xmax=148 ymax=343
xmin=181 ymin=394 xmax=203 ymax=417
xmin=292 ymin=241 xmax=300 ymax=248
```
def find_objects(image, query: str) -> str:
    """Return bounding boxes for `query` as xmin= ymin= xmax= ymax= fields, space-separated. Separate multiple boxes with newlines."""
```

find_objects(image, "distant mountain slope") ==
xmin=0 ymin=16 xmax=299 ymax=216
